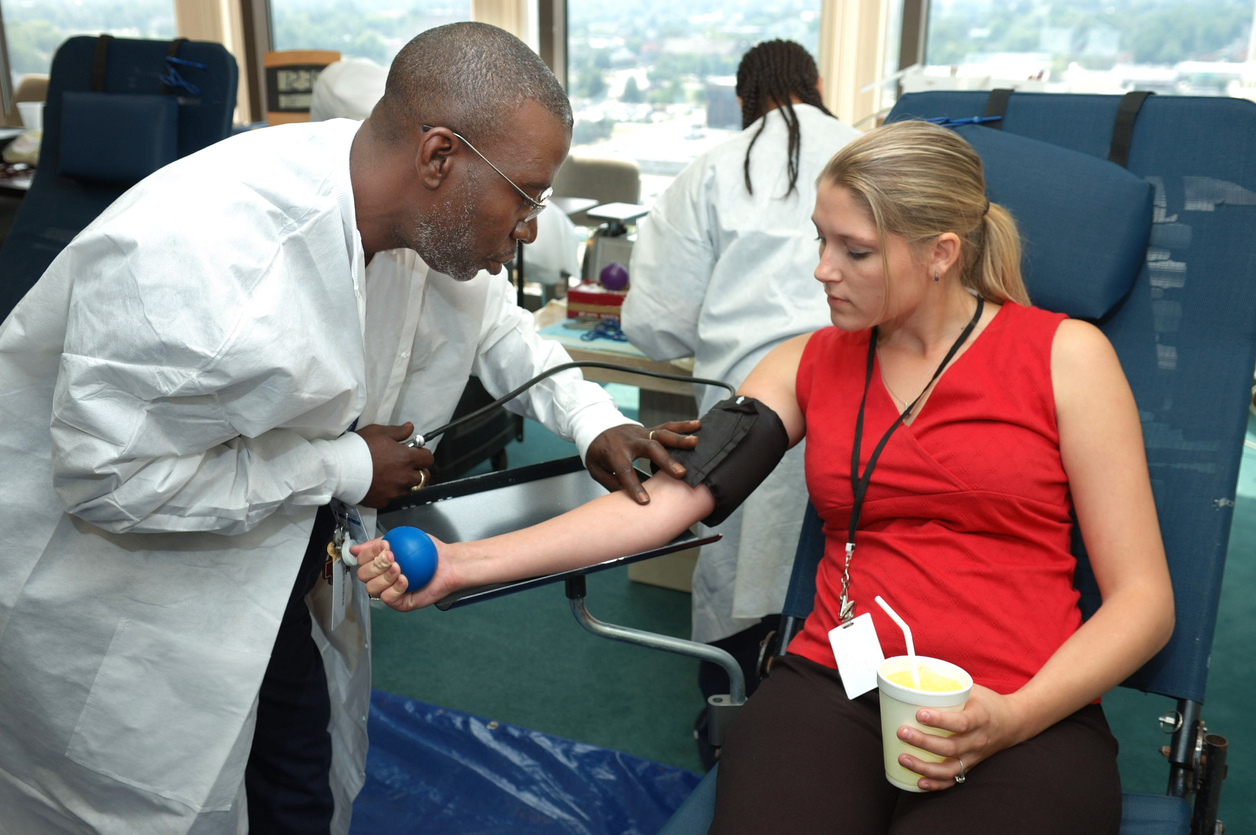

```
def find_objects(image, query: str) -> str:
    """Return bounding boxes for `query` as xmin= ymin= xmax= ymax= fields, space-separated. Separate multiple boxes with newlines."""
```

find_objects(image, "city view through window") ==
xmin=270 ymin=0 xmax=469 ymax=64
xmin=566 ymin=0 xmax=822 ymax=205
xmin=3 ymin=0 xmax=175 ymax=84
xmin=1 ymin=0 xmax=470 ymax=88
xmin=920 ymin=0 xmax=1256 ymax=98
xmin=3 ymin=0 xmax=1252 ymax=198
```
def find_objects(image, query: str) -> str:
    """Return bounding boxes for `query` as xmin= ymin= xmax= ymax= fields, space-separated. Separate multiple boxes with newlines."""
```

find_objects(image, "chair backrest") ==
xmin=0 ymin=36 xmax=237 ymax=322
xmin=552 ymin=156 xmax=641 ymax=226
xmin=783 ymin=92 xmax=1256 ymax=707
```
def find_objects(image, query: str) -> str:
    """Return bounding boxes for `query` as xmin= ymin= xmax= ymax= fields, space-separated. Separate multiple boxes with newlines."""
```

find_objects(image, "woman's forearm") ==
xmin=1004 ymin=578 xmax=1174 ymax=743
xmin=448 ymin=473 xmax=715 ymax=589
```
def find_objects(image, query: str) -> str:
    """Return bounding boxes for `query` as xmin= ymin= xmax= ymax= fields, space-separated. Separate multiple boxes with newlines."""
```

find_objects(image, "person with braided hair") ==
xmin=735 ymin=38 xmax=833 ymax=197
xmin=621 ymin=40 xmax=860 ymax=762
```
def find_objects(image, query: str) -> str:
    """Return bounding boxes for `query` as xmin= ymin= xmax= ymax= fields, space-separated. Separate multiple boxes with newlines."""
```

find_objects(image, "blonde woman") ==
xmin=354 ymin=121 xmax=1173 ymax=832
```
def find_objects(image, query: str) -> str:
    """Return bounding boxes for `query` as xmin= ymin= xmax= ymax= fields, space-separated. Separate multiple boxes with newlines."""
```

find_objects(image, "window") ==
xmin=4 ymin=0 xmax=176 ymax=87
xmin=920 ymin=0 xmax=1256 ymax=99
xmin=566 ymin=0 xmax=823 ymax=205
xmin=270 ymin=0 xmax=470 ymax=67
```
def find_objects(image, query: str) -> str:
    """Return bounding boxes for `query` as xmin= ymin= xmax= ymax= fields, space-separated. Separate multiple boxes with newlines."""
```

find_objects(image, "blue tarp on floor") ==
xmin=351 ymin=689 xmax=703 ymax=834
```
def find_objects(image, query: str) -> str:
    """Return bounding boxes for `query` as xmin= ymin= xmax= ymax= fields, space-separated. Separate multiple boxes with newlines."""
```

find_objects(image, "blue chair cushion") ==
xmin=655 ymin=764 xmax=717 ymax=835
xmin=952 ymin=123 xmax=1153 ymax=321
xmin=60 ymin=91 xmax=178 ymax=183
xmin=1120 ymin=793 xmax=1190 ymax=835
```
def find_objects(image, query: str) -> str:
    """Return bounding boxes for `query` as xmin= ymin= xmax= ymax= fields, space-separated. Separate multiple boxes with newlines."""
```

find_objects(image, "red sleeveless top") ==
xmin=788 ymin=302 xmax=1079 ymax=695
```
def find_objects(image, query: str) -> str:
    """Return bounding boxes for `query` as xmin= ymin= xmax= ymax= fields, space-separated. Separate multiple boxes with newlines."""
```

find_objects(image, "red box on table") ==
xmin=566 ymin=282 xmax=628 ymax=321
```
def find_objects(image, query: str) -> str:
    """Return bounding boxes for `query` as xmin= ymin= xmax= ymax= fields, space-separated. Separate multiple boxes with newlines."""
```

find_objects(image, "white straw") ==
xmin=875 ymin=595 xmax=920 ymax=689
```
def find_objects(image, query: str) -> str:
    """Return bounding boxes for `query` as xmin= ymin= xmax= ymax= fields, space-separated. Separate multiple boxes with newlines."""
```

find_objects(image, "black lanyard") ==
xmin=836 ymin=295 xmax=985 ymax=622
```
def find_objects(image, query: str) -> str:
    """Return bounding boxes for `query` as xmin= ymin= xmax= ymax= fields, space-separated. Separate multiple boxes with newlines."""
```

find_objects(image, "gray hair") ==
xmin=376 ymin=22 xmax=572 ymax=145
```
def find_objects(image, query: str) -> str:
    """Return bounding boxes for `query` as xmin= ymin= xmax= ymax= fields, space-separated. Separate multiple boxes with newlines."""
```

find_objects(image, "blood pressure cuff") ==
xmin=672 ymin=396 xmax=789 ymax=527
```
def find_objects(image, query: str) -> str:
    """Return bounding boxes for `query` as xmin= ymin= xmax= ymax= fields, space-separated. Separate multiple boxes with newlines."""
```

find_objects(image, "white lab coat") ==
xmin=623 ymin=104 xmax=860 ymax=643
xmin=0 ymin=119 xmax=631 ymax=834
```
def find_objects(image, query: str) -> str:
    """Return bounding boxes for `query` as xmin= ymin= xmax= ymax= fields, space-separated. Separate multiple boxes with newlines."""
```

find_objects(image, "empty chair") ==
xmin=0 ymin=35 xmax=237 ymax=321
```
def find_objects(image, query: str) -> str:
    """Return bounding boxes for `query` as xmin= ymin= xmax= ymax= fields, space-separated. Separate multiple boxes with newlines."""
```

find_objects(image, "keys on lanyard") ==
xmin=324 ymin=499 xmax=370 ymax=628
xmin=837 ymin=296 xmax=985 ymax=623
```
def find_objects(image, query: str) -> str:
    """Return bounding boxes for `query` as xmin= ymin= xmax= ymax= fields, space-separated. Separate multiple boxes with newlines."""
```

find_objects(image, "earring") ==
xmin=933 ymin=271 xmax=941 ymax=282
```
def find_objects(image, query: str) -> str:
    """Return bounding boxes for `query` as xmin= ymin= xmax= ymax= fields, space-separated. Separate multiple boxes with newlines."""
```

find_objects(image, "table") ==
xmin=0 ymin=172 xmax=32 ymax=199
xmin=552 ymin=196 xmax=598 ymax=217
xmin=0 ymin=162 xmax=33 ymax=199
xmin=533 ymin=300 xmax=695 ymax=405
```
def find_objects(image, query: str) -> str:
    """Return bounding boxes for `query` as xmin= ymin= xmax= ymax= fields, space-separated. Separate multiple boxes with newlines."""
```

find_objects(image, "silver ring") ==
xmin=954 ymin=757 xmax=966 ymax=785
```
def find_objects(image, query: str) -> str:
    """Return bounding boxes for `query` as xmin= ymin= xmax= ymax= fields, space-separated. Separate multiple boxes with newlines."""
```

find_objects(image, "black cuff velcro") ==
xmin=672 ymin=396 xmax=789 ymax=526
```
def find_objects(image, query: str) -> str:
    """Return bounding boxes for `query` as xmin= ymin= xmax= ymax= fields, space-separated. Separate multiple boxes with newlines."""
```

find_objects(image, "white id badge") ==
xmin=828 ymin=613 xmax=886 ymax=700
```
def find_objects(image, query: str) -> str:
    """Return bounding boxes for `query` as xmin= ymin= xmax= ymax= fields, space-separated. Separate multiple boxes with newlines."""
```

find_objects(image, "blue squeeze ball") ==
xmin=382 ymin=526 xmax=438 ymax=590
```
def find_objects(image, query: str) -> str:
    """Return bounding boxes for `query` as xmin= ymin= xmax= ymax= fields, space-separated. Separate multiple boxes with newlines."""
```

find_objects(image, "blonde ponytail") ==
xmin=975 ymin=203 xmax=1030 ymax=305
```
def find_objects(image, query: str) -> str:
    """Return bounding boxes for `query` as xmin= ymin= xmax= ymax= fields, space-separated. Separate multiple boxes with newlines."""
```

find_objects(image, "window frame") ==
xmin=0 ymin=12 xmax=13 ymax=119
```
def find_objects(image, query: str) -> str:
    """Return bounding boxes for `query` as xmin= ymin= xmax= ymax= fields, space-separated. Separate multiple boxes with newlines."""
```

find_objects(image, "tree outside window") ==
xmin=4 ymin=0 xmax=175 ymax=86
xmin=270 ymin=0 xmax=470 ymax=67
xmin=922 ymin=0 xmax=1256 ymax=99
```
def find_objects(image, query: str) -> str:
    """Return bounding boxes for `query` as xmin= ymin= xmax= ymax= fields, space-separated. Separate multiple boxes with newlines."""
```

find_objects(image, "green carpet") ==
xmin=370 ymin=397 xmax=1253 ymax=827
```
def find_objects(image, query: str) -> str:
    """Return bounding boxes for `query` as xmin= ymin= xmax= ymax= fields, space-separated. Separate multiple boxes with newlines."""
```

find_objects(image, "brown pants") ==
xmin=709 ymin=654 xmax=1121 ymax=835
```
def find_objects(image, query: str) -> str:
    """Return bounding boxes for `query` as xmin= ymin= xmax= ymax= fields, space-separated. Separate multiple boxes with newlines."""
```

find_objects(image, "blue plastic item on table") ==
xmin=383 ymin=526 xmax=438 ymax=590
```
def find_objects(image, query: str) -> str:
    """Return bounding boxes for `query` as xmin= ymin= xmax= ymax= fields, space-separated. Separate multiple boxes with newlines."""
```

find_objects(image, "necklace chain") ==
xmin=879 ymin=298 xmax=983 ymax=412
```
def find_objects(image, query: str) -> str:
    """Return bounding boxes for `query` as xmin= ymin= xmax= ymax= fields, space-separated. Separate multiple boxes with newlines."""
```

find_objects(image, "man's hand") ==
xmin=585 ymin=420 xmax=700 ymax=504
xmin=355 ymin=422 xmax=435 ymax=508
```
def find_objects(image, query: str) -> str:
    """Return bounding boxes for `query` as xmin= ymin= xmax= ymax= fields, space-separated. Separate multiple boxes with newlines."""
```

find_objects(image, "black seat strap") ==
xmin=1108 ymin=90 xmax=1153 ymax=169
xmin=91 ymin=34 xmax=113 ymax=93
xmin=982 ymin=88 xmax=1013 ymax=130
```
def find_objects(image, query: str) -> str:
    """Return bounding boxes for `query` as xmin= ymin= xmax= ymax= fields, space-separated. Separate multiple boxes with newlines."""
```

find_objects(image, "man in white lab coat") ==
xmin=0 ymin=22 xmax=691 ymax=835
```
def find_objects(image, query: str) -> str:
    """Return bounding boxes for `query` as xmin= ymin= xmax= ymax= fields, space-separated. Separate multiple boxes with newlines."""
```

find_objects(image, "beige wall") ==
xmin=819 ymin=0 xmax=892 ymax=129
xmin=173 ymin=0 xmax=250 ymax=124
xmin=471 ymin=0 xmax=535 ymax=50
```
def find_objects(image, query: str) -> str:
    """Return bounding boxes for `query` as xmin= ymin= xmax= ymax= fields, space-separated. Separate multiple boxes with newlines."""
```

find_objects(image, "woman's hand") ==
xmin=351 ymin=535 xmax=462 ymax=612
xmin=894 ymin=684 xmax=1026 ymax=791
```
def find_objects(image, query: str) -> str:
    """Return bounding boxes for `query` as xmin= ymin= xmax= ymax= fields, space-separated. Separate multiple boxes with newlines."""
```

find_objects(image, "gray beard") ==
xmin=408 ymin=173 xmax=485 ymax=282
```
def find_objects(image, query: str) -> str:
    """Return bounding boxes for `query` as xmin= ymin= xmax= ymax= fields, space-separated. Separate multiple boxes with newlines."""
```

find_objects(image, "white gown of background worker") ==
xmin=623 ymin=103 xmax=859 ymax=644
xmin=0 ymin=118 xmax=632 ymax=835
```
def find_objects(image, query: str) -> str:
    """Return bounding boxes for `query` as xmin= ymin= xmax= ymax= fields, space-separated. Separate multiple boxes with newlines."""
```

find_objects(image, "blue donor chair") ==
xmin=0 ymin=35 xmax=237 ymax=320
xmin=658 ymin=90 xmax=1254 ymax=835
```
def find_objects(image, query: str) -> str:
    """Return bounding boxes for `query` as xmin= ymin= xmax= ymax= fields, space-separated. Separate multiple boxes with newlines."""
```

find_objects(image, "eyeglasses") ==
xmin=421 ymin=124 xmax=551 ymax=222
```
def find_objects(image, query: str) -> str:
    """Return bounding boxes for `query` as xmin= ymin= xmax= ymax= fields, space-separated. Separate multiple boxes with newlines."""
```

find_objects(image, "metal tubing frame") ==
xmin=566 ymin=579 xmax=746 ymax=704
xmin=1167 ymin=698 xmax=1203 ymax=798
xmin=1191 ymin=733 xmax=1227 ymax=835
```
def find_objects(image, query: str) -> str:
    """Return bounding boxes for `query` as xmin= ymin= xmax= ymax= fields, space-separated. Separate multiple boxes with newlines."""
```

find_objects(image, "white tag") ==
xmin=828 ymin=612 xmax=885 ymax=700
xmin=330 ymin=558 xmax=353 ymax=630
